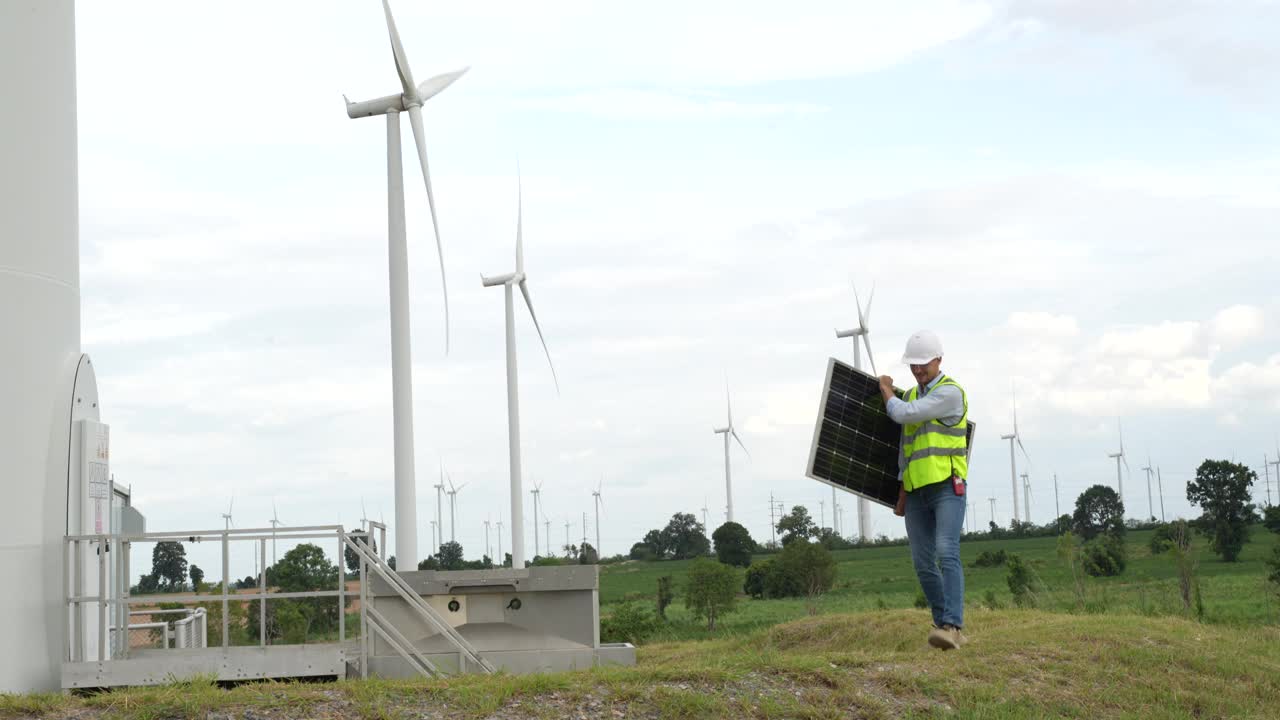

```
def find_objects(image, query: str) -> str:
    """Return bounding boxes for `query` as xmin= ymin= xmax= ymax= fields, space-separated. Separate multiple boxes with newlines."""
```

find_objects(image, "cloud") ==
xmin=1208 ymin=305 xmax=1265 ymax=348
xmin=518 ymin=90 xmax=827 ymax=120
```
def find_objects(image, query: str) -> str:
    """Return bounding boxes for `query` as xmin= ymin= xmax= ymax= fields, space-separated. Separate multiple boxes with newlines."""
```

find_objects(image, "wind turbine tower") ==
xmin=999 ymin=395 xmax=1029 ymax=524
xmin=592 ymin=480 xmax=603 ymax=558
xmin=222 ymin=497 xmax=235 ymax=531
xmin=834 ymin=282 xmax=877 ymax=541
xmin=1020 ymin=472 xmax=1031 ymax=524
xmin=1141 ymin=457 xmax=1155 ymax=520
xmin=481 ymin=175 xmax=559 ymax=569
xmin=343 ymin=0 xmax=467 ymax=571
xmin=530 ymin=482 xmax=543 ymax=557
xmin=712 ymin=385 xmax=750 ymax=523
xmin=447 ymin=476 xmax=467 ymax=543
xmin=1107 ymin=420 xmax=1129 ymax=514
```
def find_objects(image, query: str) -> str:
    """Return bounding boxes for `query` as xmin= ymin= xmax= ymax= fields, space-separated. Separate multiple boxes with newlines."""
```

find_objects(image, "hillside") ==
xmin=5 ymin=610 xmax=1278 ymax=719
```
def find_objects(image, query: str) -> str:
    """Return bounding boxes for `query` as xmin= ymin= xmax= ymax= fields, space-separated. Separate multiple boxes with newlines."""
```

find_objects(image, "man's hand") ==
xmin=894 ymin=486 xmax=907 ymax=517
xmin=879 ymin=375 xmax=896 ymax=404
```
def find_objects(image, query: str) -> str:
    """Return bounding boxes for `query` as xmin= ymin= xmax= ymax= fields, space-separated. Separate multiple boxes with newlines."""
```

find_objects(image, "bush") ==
xmin=1263 ymin=506 xmax=1280 ymax=535
xmin=743 ymin=559 xmax=773 ymax=599
xmin=712 ymin=522 xmax=755 ymax=567
xmin=982 ymin=588 xmax=1004 ymax=610
xmin=969 ymin=549 xmax=1009 ymax=568
xmin=913 ymin=590 xmax=929 ymax=609
xmin=684 ymin=558 xmax=740 ymax=631
xmin=1150 ymin=520 xmax=1193 ymax=554
xmin=1006 ymin=554 xmax=1039 ymax=607
xmin=656 ymin=576 xmax=674 ymax=619
xmin=600 ymin=602 xmax=659 ymax=645
xmin=628 ymin=542 xmax=656 ymax=561
xmin=763 ymin=541 xmax=836 ymax=599
xmin=1265 ymin=546 xmax=1280 ymax=597
xmin=1083 ymin=535 xmax=1127 ymax=577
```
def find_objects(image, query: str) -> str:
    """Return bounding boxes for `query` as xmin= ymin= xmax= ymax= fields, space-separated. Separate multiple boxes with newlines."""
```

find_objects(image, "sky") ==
xmin=71 ymin=0 xmax=1280 ymax=580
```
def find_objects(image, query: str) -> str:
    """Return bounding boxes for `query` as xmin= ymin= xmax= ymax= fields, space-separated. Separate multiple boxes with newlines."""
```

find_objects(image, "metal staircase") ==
xmin=344 ymin=535 xmax=495 ymax=677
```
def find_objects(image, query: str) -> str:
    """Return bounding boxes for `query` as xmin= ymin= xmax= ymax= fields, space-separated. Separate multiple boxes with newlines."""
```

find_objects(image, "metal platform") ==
xmin=62 ymin=644 xmax=346 ymax=689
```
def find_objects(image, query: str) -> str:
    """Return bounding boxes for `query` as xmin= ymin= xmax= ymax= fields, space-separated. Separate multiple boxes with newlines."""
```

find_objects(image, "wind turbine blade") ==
xmin=381 ymin=0 xmax=416 ymax=96
xmin=272 ymin=500 xmax=279 ymax=523
xmin=519 ymin=279 xmax=560 ymax=394
xmin=415 ymin=67 xmax=468 ymax=102
xmin=852 ymin=282 xmax=864 ymax=327
xmin=725 ymin=383 xmax=733 ymax=428
xmin=731 ymin=428 xmax=751 ymax=459
xmin=1016 ymin=435 xmax=1031 ymax=464
xmin=862 ymin=334 xmax=878 ymax=377
xmin=406 ymin=105 xmax=449 ymax=354
xmin=863 ymin=282 xmax=876 ymax=328
xmin=456 ymin=481 xmax=469 ymax=492
xmin=228 ymin=496 xmax=234 ymax=515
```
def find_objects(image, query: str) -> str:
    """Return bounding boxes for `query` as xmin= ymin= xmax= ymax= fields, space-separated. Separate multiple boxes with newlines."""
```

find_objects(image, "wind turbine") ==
xmin=592 ymin=479 xmax=603 ymax=558
xmin=269 ymin=500 xmax=285 ymax=566
xmin=1020 ymin=472 xmax=1031 ymax=524
xmin=700 ymin=498 xmax=709 ymax=533
xmin=343 ymin=0 xmax=467 ymax=572
xmin=221 ymin=496 xmax=235 ymax=531
xmin=483 ymin=518 xmax=492 ymax=559
xmin=1107 ymin=419 xmax=1129 ymax=514
xmin=999 ymin=393 xmax=1030 ymax=525
xmin=446 ymin=475 xmax=468 ymax=543
xmin=530 ymin=481 xmax=543 ymax=557
xmin=481 ymin=174 xmax=559 ymax=570
xmin=834 ymin=281 xmax=877 ymax=541
xmin=496 ymin=518 xmax=504 ymax=564
xmin=435 ymin=463 xmax=447 ymax=552
xmin=1141 ymin=457 xmax=1156 ymax=521
xmin=713 ymin=384 xmax=749 ymax=523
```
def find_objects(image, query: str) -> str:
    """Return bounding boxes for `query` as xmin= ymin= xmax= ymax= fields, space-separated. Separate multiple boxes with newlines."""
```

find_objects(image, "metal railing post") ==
xmin=359 ymin=534 xmax=369 ymax=679
xmin=338 ymin=531 xmax=346 ymax=645
xmin=98 ymin=537 xmax=108 ymax=662
xmin=222 ymin=531 xmax=230 ymax=648
xmin=121 ymin=539 xmax=131 ymax=659
xmin=74 ymin=539 xmax=84 ymax=663
xmin=260 ymin=538 xmax=267 ymax=647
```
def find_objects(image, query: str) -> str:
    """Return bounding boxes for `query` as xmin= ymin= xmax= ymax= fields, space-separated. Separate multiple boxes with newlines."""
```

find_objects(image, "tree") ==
xmin=660 ymin=513 xmax=710 ymax=559
xmin=250 ymin=543 xmax=341 ymax=643
xmin=189 ymin=564 xmax=205 ymax=590
xmin=776 ymin=505 xmax=817 ymax=546
xmin=629 ymin=542 xmax=655 ymax=561
xmin=641 ymin=529 xmax=667 ymax=559
xmin=151 ymin=541 xmax=188 ymax=591
xmin=1186 ymin=459 xmax=1256 ymax=562
xmin=344 ymin=530 xmax=376 ymax=574
xmin=436 ymin=541 xmax=464 ymax=570
xmin=712 ymin=522 xmax=754 ymax=567
xmin=579 ymin=543 xmax=599 ymax=565
xmin=1072 ymin=485 xmax=1125 ymax=541
xmin=683 ymin=558 xmax=740 ymax=631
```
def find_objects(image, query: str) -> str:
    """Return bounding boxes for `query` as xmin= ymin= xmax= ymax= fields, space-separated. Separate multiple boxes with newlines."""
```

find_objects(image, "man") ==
xmin=878 ymin=329 xmax=968 ymax=650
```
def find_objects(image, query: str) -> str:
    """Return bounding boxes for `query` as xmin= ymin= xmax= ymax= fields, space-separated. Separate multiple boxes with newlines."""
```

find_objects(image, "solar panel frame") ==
xmin=806 ymin=358 xmax=976 ymax=508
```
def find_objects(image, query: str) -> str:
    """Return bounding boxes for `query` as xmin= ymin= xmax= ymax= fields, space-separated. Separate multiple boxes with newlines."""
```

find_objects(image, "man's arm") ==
xmin=880 ymin=378 xmax=963 ymax=426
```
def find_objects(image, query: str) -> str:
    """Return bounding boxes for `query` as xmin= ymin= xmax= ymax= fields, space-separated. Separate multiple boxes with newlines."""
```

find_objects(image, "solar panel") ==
xmin=805 ymin=358 xmax=976 ymax=508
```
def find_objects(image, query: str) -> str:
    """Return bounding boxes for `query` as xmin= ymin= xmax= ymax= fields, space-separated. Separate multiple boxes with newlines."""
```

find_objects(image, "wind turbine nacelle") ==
xmin=481 ymin=271 xmax=520 ymax=288
xmin=345 ymin=92 xmax=408 ymax=118
xmin=835 ymin=328 xmax=859 ymax=339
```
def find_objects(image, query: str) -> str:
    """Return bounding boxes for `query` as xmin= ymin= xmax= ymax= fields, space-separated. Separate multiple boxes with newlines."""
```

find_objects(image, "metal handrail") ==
xmin=345 ymin=536 xmax=494 ymax=673
xmin=64 ymin=525 xmax=350 ymax=662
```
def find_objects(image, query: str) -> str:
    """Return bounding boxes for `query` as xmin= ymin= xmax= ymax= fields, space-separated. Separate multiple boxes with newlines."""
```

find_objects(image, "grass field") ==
xmin=600 ymin=526 xmax=1280 ymax=642
xmin=6 ymin=609 xmax=1279 ymax=719
xmin=4 ymin=529 xmax=1278 ymax=718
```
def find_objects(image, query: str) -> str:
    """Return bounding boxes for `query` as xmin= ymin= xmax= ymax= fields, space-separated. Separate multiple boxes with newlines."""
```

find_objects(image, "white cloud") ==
xmin=1209 ymin=304 xmax=1266 ymax=348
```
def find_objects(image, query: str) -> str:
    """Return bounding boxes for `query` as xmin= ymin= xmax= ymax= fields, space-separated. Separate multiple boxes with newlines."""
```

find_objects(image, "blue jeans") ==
xmin=904 ymin=481 xmax=966 ymax=628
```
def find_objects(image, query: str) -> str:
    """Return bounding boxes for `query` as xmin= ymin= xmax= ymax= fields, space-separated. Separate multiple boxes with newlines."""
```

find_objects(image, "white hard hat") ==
xmin=901 ymin=330 xmax=943 ymax=365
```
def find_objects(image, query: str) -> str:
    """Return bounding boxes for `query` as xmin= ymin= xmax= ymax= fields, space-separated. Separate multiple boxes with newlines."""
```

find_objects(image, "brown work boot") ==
xmin=927 ymin=625 xmax=958 ymax=650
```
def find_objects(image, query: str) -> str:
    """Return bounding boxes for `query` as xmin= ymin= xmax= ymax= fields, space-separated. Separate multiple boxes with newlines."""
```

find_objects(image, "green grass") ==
xmin=8 ymin=609 xmax=1279 ymax=719
xmin=601 ymin=527 xmax=1280 ymax=641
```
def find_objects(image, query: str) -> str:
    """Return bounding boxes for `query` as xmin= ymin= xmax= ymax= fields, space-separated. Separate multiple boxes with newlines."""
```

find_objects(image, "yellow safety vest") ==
xmin=901 ymin=375 xmax=969 ymax=493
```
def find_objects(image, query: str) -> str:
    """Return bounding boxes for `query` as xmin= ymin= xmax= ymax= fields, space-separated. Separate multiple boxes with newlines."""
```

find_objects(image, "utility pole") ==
xmin=768 ymin=494 xmax=778 ymax=547
xmin=483 ymin=518 xmax=491 ymax=559
xmin=1157 ymin=466 xmax=1166 ymax=522
xmin=818 ymin=499 xmax=825 ymax=531
xmin=544 ymin=519 xmax=551 ymax=559
xmin=582 ymin=511 xmax=588 ymax=551
xmin=564 ymin=520 xmax=571 ymax=556
xmin=497 ymin=519 xmax=504 ymax=564
xmin=1270 ymin=453 xmax=1280 ymax=508
xmin=831 ymin=486 xmax=840 ymax=536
